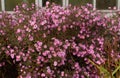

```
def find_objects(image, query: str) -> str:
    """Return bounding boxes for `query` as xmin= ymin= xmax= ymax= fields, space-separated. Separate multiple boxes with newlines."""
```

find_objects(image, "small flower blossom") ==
xmin=41 ymin=73 xmax=45 ymax=77
xmin=53 ymin=61 xmax=58 ymax=66
xmin=17 ymin=36 xmax=22 ymax=41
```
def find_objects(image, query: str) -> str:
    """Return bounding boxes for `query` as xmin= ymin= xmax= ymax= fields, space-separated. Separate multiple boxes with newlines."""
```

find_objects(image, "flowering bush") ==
xmin=0 ymin=2 xmax=120 ymax=78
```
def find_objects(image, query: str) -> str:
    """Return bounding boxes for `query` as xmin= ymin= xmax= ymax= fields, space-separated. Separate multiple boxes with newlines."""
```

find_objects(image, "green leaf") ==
xmin=88 ymin=59 xmax=109 ymax=75
xmin=112 ymin=65 xmax=120 ymax=76
xmin=99 ymin=66 xmax=109 ymax=74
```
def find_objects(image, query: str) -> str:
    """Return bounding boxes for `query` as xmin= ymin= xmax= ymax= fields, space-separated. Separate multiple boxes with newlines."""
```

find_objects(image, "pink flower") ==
xmin=29 ymin=36 xmax=34 ymax=41
xmin=96 ymin=61 xmax=101 ymax=65
xmin=16 ymin=55 xmax=21 ymax=61
xmin=23 ymin=57 xmax=27 ymax=61
xmin=41 ymin=20 xmax=47 ymax=25
xmin=16 ymin=29 xmax=21 ymax=33
xmin=19 ymin=19 xmax=22 ymax=23
xmin=43 ymin=45 xmax=47 ymax=48
xmin=10 ymin=54 xmax=14 ymax=59
xmin=42 ymin=52 xmax=47 ymax=56
xmin=26 ymin=73 xmax=31 ymax=78
xmin=37 ymin=41 xmax=43 ymax=46
xmin=61 ymin=71 xmax=64 ymax=76
xmin=57 ymin=52 xmax=65 ymax=57
xmin=43 ymin=33 xmax=46 ymax=38
xmin=33 ymin=24 xmax=37 ymax=29
xmin=17 ymin=36 xmax=22 ymax=41
xmin=46 ymin=1 xmax=50 ymax=6
xmin=41 ymin=73 xmax=45 ymax=77
xmin=26 ymin=28 xmax=31 ymax=32
xmin=53 ymin=61 xmax=57 ymax=66
xmin=29 ymin=20 xmax=36 ymax=26
xmin=22 ymin=3 xmax=26 ymax=8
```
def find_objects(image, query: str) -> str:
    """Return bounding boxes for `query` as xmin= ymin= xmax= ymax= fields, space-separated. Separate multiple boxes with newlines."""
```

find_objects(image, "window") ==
xmin=0 ymin=0 xmax=35 ymax=11
xmin=0 ymin=0 xmax=64 ymax=11
xmin=42 ymin=0 xmax=62 ymax=6
xmin=96 ymin=0 xmax=117 ymax=10
xmin=5 ymin=0 xmax=22 ymax=11
xmin=69 ymin=0 xmax=92 ymax=6
xmin=68 ymin=0 xmax=120 ymax=10
xmin=27 ymin=0 xmax=35 ymax=4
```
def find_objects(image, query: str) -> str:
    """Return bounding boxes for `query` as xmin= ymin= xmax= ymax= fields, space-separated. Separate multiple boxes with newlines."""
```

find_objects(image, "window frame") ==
xmin=117 ymin=0 xmax=120 ymax=9
xmin=1 ymin=0 xmax=5 ymax=11
xmin=63 ymin=0 xmax=68 ymax=7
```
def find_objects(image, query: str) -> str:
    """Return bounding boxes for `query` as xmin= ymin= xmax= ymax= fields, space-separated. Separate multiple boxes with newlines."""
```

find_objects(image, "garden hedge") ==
xmin=0 ymin=2 xmax=120 ymax=78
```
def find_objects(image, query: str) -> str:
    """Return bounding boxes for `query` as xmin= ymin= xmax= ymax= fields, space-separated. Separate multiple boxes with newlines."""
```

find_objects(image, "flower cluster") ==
xmin=0 ymin=2 xmax=120 ymax=78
